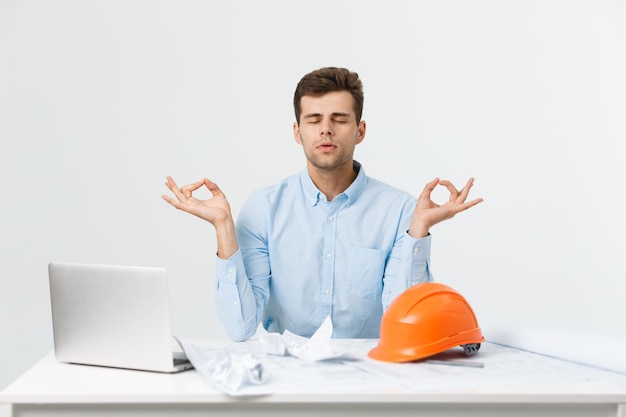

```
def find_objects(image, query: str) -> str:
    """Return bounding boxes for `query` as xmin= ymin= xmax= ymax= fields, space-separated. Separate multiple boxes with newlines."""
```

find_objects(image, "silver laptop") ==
xmin=48 ymin=262 xmax=193 ymax=373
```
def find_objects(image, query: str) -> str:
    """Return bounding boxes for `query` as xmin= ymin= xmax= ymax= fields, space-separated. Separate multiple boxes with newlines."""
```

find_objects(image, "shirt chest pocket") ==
xmin=347 ymin=247 xmax=386 ymax=299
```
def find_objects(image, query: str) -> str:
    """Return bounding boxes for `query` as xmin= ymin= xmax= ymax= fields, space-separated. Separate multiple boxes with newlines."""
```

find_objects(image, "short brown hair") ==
xmin=293 ymin=67 xmax=364 ymax=124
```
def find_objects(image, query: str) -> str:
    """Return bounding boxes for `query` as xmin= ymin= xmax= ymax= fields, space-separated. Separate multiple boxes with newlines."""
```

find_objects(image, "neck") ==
xmin=308 ymin=160 xmax=357 ymax=201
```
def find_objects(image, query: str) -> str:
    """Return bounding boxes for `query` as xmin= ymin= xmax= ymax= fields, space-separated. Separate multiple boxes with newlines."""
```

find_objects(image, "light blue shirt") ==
xmin=215 ymin=162 xmax=433 ymax=341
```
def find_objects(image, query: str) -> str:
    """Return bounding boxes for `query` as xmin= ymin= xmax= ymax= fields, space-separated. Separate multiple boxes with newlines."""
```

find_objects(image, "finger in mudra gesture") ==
xmin=409 ymin=177 xmax=483 ymax=238
xmin=161 ymin=176 xmax=233 ymax=225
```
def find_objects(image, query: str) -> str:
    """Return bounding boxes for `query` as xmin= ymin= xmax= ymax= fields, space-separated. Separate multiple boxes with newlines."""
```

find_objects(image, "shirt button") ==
xmin=328 ymin=216 xmax=334 ymax=221
xmin=325 ymin=253 xmax=332 ymax=259
xmin=324 ymin=289 xmax=330 ymax=295
xmin=414 ymin=247 xmax=420 ymax=253
xmin=227 ymin=268 xmax=234 ymax=273
xmin=233 ymin=300 xmax=239 ymax=306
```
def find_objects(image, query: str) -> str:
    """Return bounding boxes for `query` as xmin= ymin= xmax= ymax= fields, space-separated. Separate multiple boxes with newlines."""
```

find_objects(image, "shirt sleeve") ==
xmin=381 ymin=198 xmax=435 ymax=311
xmin=401 ymin=231 xmax=433 ymax=285
xmin=214 ymin=250 xmax=261 ymax=341
xmin=214 ymin=192 xmax=272 ymax=341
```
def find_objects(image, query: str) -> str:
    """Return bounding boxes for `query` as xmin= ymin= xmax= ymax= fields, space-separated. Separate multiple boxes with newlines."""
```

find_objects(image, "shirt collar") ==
xmin=300 ymin=160 xmax=367 ymax=207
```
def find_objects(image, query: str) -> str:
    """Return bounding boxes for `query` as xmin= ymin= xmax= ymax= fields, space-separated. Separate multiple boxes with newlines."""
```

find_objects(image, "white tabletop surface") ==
xmin=2 ymin=340 xmax=626 ymax=405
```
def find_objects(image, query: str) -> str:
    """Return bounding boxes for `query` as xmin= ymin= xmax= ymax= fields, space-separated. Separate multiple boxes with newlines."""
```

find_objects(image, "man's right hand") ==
xmin=162 ymin=176 xmax=238 ymax=259
xmin=162 ymin=176 xmax=232 ymax=225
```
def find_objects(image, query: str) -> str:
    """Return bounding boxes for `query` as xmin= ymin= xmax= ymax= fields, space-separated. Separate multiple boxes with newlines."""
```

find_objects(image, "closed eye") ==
xmin=304 ymin=115 xmax=322 ymax=124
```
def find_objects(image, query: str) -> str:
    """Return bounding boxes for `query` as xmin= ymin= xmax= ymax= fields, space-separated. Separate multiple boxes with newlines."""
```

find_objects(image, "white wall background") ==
xmin=1 ymin=0 xmax=625 ymax=389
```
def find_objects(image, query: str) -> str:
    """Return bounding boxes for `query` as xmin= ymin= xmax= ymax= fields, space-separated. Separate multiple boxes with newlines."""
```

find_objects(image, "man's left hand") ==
xmin=408 ymin=177 xmax=483 ymax=238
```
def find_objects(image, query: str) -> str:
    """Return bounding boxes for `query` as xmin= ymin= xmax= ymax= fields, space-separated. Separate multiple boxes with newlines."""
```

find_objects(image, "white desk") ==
xmin=2 ymin=340 xmax=626 ymax=417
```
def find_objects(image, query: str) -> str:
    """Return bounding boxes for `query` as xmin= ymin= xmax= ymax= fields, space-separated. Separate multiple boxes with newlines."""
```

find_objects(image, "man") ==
xmin=162 ymin=67 xmax=482 ymax=341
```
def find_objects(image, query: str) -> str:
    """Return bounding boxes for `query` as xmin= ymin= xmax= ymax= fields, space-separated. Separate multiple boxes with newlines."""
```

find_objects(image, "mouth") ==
xmin=317 ymin=142 xmax=337 ymax=151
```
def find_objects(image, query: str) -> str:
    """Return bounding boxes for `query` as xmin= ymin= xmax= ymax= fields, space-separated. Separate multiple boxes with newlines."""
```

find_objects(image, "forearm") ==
xmin=214 ymin=190 xmax=272 ymax=340
xmin=214 ymin=218 xmax=239 ymax=259
xmin=408 ymin=219 xmax=429 ymax=239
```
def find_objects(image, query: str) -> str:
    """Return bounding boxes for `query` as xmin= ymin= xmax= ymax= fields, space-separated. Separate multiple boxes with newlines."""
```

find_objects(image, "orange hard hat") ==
xmin=368 ymin=282 xmax=484 ymax=362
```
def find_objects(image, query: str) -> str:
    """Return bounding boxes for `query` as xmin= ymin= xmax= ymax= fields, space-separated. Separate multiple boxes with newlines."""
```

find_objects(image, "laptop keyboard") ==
xmin=174 ymin=357 xmax=190 ymax=366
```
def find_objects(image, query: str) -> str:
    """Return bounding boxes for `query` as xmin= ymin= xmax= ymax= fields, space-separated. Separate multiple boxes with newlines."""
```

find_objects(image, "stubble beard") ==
xmin=304 ymin=148 xmax=353 ymax=172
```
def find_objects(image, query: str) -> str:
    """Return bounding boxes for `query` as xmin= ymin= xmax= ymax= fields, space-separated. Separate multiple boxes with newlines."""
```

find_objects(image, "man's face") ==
xmin=293 ymin=90 xmax=366 ymax=172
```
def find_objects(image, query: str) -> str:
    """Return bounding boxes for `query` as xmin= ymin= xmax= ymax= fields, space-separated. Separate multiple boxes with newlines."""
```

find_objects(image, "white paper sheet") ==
xmin=482 ymin=321 xmax=626 ymax=374
xmin=181 ymin=338 xmax=626 ymax=396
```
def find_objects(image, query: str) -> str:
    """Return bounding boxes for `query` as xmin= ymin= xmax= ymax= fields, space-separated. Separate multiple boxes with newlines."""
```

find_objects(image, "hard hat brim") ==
xmin=368 ymin=328 xmax=485 ymax=362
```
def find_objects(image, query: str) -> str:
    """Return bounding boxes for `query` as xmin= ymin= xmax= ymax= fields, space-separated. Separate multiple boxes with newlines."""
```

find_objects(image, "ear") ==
xmin=293 ymin=121 xmax=302 ymax=144
xmin=355 ymin=120 xmax=366 ymax=144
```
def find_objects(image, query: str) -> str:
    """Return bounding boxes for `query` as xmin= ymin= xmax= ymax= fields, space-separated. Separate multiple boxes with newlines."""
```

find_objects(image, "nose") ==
xmin=319 ymin=125 xmax=333 ymax=137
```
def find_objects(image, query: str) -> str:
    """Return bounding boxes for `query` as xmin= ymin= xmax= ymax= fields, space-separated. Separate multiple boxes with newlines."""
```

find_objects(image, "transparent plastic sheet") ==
xmin=181 ymin=342 xmax=264 ymax=395
xmin=180 ymin=317 xmax=358 ymax=395
xmin=206 ymin=351 xmax=264 ymax=389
